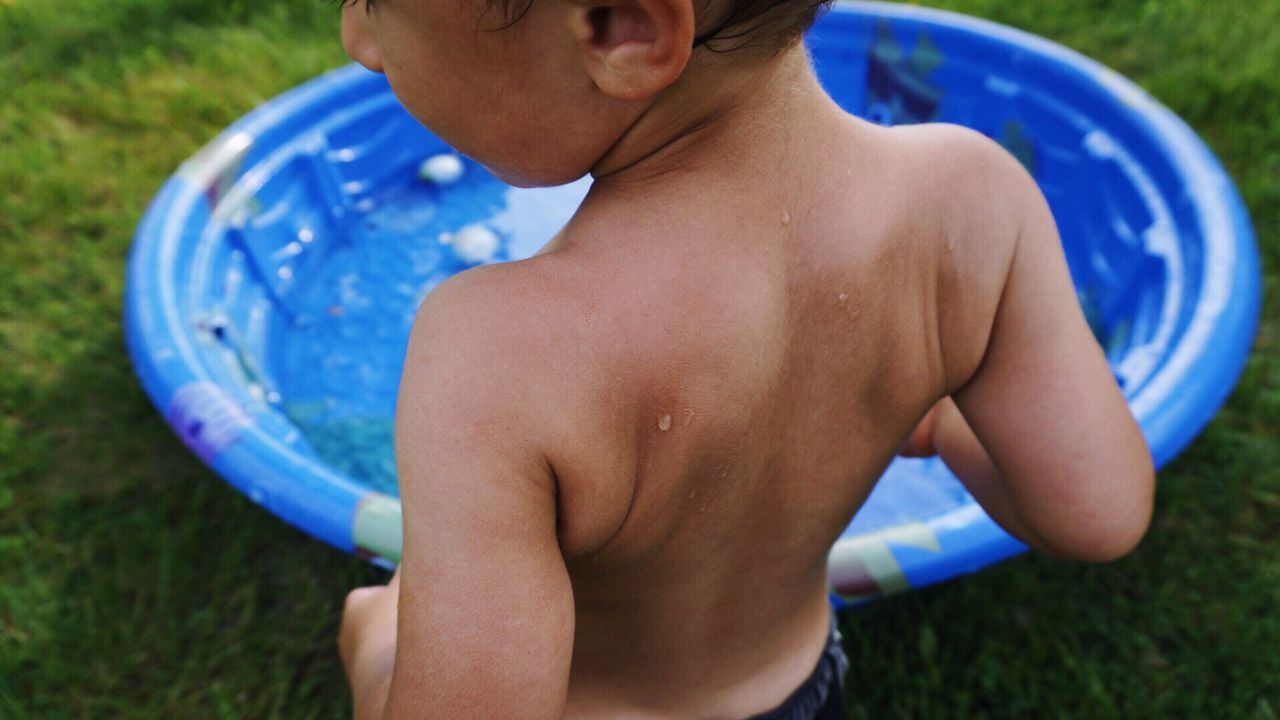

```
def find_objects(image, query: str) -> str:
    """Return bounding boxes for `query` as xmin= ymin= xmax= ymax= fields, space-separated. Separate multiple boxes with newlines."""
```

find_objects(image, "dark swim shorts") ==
xmin=747 ymin=614 xmax=849 ymax=720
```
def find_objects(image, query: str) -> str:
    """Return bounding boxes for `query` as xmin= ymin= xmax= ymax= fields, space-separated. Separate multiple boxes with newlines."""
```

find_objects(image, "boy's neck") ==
xmin=587 ymin=45 xmax=840 ymax=192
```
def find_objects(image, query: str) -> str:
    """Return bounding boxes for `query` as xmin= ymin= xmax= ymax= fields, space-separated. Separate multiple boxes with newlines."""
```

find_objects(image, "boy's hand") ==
xmin=899 ymin=401 xmax=942 ymax=458
xmin=339 ymin=569 xmax=401 ymax=719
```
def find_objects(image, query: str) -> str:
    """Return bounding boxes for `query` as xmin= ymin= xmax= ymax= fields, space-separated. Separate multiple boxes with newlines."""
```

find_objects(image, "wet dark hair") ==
xmin=688 ymin=0 xmax=833 ymax=53
xmin=485 ymin=0 xmax=833 ymax=52
xmin=339 ymin=0 xmax=831 ymax=54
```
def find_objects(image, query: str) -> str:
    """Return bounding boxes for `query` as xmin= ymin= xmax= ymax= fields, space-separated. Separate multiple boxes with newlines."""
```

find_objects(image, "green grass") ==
xmin=1 ymin=0 xmax=1276 ymax=717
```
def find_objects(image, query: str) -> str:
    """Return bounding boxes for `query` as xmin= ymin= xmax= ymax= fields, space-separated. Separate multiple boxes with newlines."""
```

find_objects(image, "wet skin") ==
xmin=337 ymin=4 xmax=1154 ymax=718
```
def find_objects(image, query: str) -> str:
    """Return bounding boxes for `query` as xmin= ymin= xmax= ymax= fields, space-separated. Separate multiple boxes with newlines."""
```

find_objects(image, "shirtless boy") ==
xmin=334 ymin=0 xmax=1156 ymax=716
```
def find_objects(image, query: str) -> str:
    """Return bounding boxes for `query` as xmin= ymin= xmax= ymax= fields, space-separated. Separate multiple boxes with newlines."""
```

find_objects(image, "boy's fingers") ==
xmin=337 ymin=572 xmax=402 ymax=671
xmin=344 ymin=570 xmax=399 ymax=609
xmin=900 ymin=402 xmax=941 ymax=457
xmin=340 ymin=579 xmax=399 ymax=631
xmin=344 ymin=585 xmax=382 ymax=611
xmin=339 ymin=585 xmax=387 ymax=664
xmin=340 ymin=586 xmax=385 ymax=642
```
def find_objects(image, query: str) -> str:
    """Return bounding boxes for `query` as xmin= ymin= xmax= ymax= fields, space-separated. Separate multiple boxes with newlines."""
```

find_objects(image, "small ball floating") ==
xmin=440 ymin=224 xmax=500 ymax=264
xmin=417 ymin=153 xmax=464 ymax=185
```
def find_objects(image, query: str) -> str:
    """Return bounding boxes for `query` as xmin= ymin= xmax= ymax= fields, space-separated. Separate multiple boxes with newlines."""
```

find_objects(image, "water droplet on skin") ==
xmin=781 ymin=210 xmax=792 ymax=226
xmin=681 ymin=408 xmax=695 ymax=427
xmin=689 ymin=487 xmax=697 ymax=499
xmin=658 ymin=414 xmax=673 ymax=431
xmin=838 ymin=292 xmax=849 ymax=304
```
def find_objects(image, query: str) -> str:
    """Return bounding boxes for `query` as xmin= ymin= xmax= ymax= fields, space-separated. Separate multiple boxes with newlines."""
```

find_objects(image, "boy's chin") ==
xmin=405 ymin=113 xmax=592 ymax=188
xmin=486 ymin=161 xmax=591 ymax=189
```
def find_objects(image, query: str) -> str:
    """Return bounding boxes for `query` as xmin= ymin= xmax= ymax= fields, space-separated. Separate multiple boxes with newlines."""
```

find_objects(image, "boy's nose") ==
xmin=341 ymin=2 xmax=385 ymax=73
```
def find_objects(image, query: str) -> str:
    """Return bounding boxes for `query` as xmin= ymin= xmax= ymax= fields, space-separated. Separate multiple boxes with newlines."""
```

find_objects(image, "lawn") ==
xmin=1 ymin=0 xmax=1276 ymax=718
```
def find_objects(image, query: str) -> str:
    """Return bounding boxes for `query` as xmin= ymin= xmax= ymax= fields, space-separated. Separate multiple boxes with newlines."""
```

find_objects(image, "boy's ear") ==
xmin=342 ymin=3 xmax=384 ymax=73
xmin=568 ymin=0 xmax=695 ymax=101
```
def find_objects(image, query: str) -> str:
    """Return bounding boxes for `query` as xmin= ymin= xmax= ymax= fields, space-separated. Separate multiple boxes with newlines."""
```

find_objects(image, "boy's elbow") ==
xmin=1051 ymin=461 xmax=1156 ymax=563
xmin=1074 ymin=495 xmax=1152 ymax=563
xmin=1100 ymin=452 xmax=1157 ymax=561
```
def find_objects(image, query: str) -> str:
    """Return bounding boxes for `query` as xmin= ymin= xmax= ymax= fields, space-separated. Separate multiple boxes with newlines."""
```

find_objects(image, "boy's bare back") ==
xmin=337 ymin=2 xmax=1154 ymax=718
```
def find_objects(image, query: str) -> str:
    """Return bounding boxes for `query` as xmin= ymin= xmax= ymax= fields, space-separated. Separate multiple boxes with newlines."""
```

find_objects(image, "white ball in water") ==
xmin=452 ymin=224 xmax=500 ymax=264
xmin=418 ymin=153 xmax=465 ymax=184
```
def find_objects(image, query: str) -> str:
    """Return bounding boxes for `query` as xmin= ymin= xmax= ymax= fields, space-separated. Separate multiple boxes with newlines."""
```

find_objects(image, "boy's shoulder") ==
xmin=830 ymin=119 xmax=1044 ymax=281
xmin=398 ymin=253 xmax=657 ymax=555
xmin=406 ymin=252 xmax=629 ymax=362
xmin=860 ymin=121 xmax=1050 ymax=386
xmin=883 ymin=122 xmax=1022 ymax=170
xmin=403 ymin=257 xmax=585 ymax=397
xmin=868 ymin=120 xmax=1046 ymax=258
xmin=399 ymin=255 xmax=632 ymax=451
xmin=876 ymin=122 xmax=1038 ymax=214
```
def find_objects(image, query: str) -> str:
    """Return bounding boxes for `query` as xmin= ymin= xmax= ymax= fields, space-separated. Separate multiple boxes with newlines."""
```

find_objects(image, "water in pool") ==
xmin=273 ymin=158 xmax=591 ymax=495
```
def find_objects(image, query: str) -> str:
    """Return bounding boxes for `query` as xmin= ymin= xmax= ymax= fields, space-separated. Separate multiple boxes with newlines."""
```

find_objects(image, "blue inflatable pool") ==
xmin=126 ymin=2 xmax=1261 ymax=604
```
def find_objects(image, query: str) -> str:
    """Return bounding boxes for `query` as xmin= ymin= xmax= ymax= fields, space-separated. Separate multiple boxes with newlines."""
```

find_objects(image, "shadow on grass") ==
xmin=2 ymin=315 xmax=383 ymax=718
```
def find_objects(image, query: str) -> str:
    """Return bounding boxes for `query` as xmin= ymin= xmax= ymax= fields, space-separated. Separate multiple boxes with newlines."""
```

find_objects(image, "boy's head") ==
xmin=480 ymin=0 xmax=832 ymax=53
xmin=341 ymin=0 xmax=830 ymax=187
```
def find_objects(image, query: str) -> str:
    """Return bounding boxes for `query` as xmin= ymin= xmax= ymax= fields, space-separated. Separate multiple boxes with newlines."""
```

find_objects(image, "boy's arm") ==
xmin=921 ymin=150 xmax=1155 ymax=561
xmin=341 ymin=275 xmax=574 ymax=720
